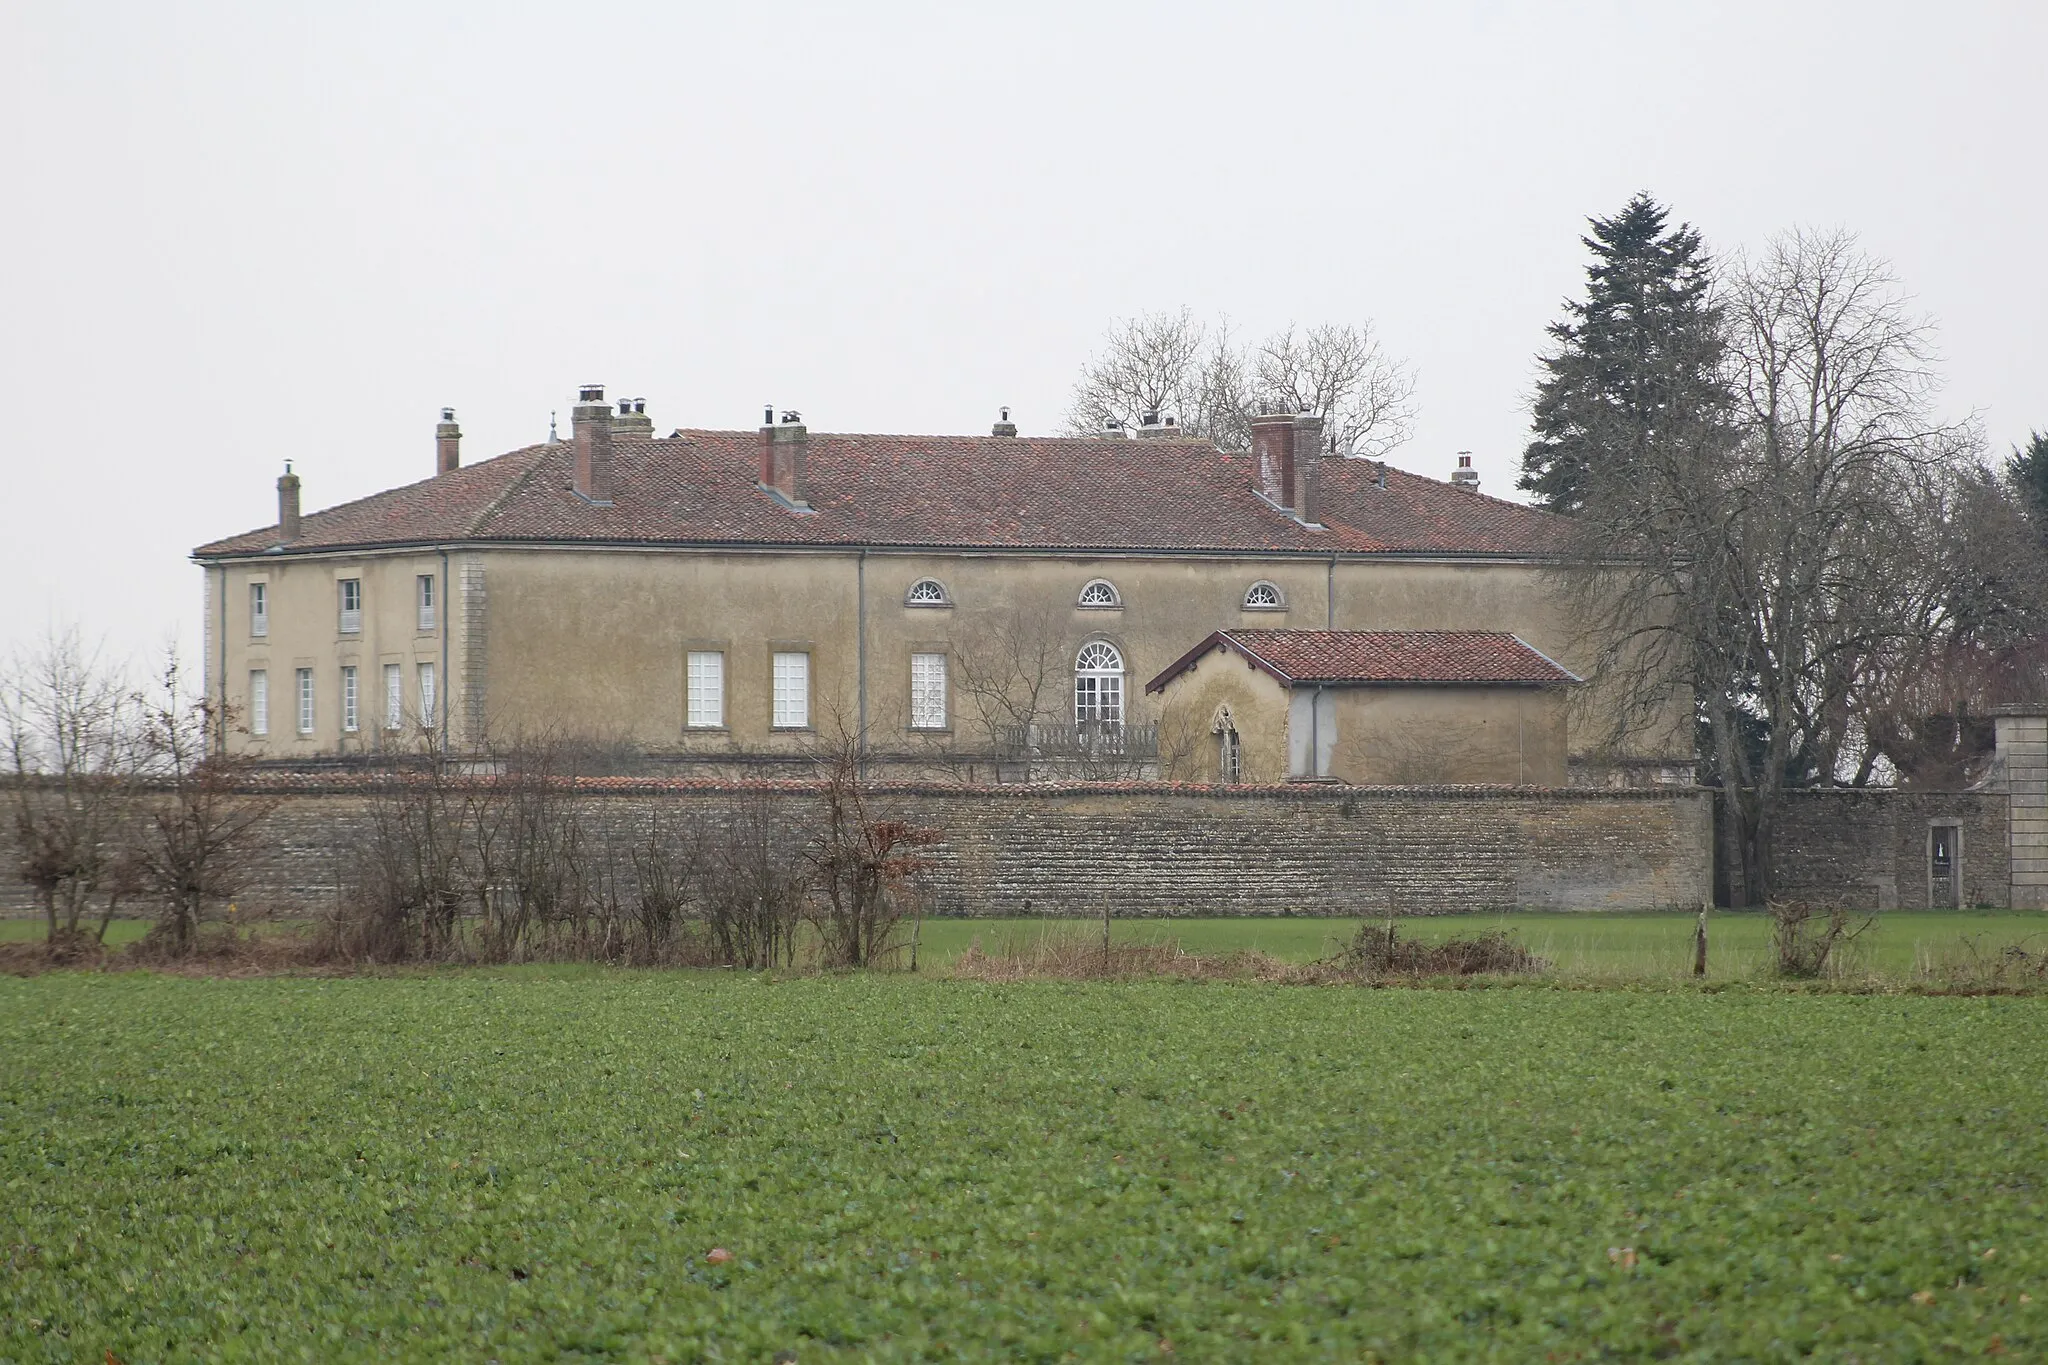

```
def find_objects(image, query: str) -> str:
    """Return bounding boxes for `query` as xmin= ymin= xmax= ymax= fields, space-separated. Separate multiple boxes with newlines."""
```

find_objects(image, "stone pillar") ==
xmin=1991 ymin=707 xmax=2048 ymax=908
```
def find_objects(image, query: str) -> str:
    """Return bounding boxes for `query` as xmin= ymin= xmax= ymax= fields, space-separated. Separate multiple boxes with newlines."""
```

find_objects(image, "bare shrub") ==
xmin=1769 ymin=902 xmax=1872 ymax=979
xmin=808 ymin=728 xmax=938 ymax=968
xmin=1 ymin=629 xmax=143 ymax=948
xmin=1334 ymin=921 xmax=1548 ymax=978
xmin=1918 ymin=935 xmax=2048 ymax=993
xmin=700 ymin=794 xmax=807 ymax=969
xmin=130 ymin=654 xmax=274 ymax=955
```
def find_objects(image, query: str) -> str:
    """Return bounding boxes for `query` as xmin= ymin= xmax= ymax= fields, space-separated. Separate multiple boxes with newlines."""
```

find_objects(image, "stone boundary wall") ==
xmin=0 ymin=780 xmax=1711 ymax=919
xmin=1766 ymin=790 xmax=2010 ymax=910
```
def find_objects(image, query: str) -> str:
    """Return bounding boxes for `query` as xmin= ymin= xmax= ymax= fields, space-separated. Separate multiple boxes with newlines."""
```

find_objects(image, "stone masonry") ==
xmin=0 ymin=781 xmax=1712 ymax=920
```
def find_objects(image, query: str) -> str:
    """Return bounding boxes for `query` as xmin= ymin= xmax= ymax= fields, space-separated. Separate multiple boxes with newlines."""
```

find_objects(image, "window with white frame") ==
xmin=417 ymin=574 xmax=436 ymax=631
xmin=341 ymin=665 xmax=359 ymax=733
xmin=384 ymin=664 xmax=403 ymax=729
xmin=686 ymin=651 xmax=725 ymax=728
xmin=1077 ymin=578 xmax=1121 ymax=609
xmin=1074 ymin=641 xmax=1124 ymax=726
xmin=417 ymin=662 xmax=436 ymax=729
xmin=250 ymin=582 xmax=268 ymax=638
xmin=338 ymin=579 xmax=362 ymax=634
xmin=910 ymin=652 xmax=947 ymax=729
xmin=1243 ymin=581 xmax=1284 ymax=609
xmin=772 ymin=651 xmax=810 ymax=729
xmin=249 ymin=670 xmax=268 ymax=736
xmin=339 ymin=663 xmax=360 ymax=732
xmin=295 ymin=668 xmax=315 ymax=734
xmin=905 ymin=578 xmax=950 ymax=607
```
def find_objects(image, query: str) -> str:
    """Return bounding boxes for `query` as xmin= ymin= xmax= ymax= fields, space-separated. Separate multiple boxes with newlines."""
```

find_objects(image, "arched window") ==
xmin=1243 ymin=580 xmax=1284 ymax=609
xmin=1077 ymin=578 xmax=1121 ymax=609
xmin=1074 ymin=641 xmax=1124 ymax=726
xmin=905 ymin=577 xmax=950 ymax=607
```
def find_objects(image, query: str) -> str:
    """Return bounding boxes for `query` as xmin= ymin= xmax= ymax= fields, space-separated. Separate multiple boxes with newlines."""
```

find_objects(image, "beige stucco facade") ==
xmin=1151 ymin=641 xmax=1570 ymax=786
xmin=203 ymin=543 xmax=1679 ymax=778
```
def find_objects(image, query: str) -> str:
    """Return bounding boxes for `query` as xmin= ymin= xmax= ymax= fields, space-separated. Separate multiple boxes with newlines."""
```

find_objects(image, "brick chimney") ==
xmin=572 ymin=384 xmax=614 ymax=503
xmin=436 ymin=407 xmax=461 ymax=475
xmin=276 ymin=461 xmax=301 ymax=542
xmin=1291 ymin=413 xmax=1325 ymax=526
xmin=991 ymin=406 xmax=1017 ymax=438
xmin=1250 ymin=413 xmax=1296 ymax=511
xmin=613 ymin=396 xmax=654 ymax=440
xmin=1452 ymin=452 xmax=1480 ymax=491
xmin=759 ymin=408 xmax=810 ymax=509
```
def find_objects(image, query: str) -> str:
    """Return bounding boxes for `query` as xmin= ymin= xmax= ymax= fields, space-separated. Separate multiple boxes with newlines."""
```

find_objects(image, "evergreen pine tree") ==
xmin=1519 ymin=194 xmax=1725 ymax=514
xmin=2004 ymin=430 xmax=2048 ymax=516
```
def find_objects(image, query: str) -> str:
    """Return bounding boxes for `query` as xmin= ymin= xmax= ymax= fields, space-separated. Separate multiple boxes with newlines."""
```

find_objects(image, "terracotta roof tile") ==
xmin=1147 ymin=630 xmax=1581 ymax=692
xmin=193 ymin=431 xmax=1565 ymax=559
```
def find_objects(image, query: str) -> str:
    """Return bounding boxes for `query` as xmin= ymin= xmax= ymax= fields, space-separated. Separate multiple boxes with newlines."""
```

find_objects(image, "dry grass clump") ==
xmin=950 ymin=933 xmax=1301 ymax=983
xmin=949 ymin=922 xmax=1551 ymax=984
xmin=1334 ymin=921 xmax=1549 ymax=979
xmin=1916 ymin=934 xmax=2048 ymax=994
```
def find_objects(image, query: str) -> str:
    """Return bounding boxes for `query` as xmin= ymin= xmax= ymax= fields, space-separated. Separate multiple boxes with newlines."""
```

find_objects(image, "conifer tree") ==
xmin=1519 ymin=194 xmax=1725 ymax=514
xmin=2004 ymin=430 xmax=2048 ymax=517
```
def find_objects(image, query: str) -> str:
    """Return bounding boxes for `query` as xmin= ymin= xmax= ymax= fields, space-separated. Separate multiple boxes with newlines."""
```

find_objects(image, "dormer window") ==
xmin=1077 ymin=579 xmax=1121 ymax=609
xmin=905 ymin=578 xmax=951 ymax=607
xmin=1243 ymin=581 xmax=1285 ymax=610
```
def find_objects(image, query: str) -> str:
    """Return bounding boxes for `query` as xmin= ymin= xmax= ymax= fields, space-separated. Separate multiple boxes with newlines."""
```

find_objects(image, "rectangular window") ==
xmin=296 ymin=668 xmax=315 ymax=735
xmin=250 ymin=582 xmax=268 ymax=638
xmin=772 ymin=651 xmax=810 ymax=729
xmin=338 ymin=579 xmax=362 ymax=634
xmin=341 ymin=666 xmax=359 ymax=732
xmin=417 ymin=574 xmax=436 ymax=632
xmin=384 ymin=663 xmax=403 ymax=729
xmin=417 ymin=662 xmax=436 ymax=729
xmin=910 ymin=652 xmax=947 ymax=730
xmin=249 ymin=669 xmax=268 ymax=736
xmin=686 ymin=651 xmax=725 ymax=728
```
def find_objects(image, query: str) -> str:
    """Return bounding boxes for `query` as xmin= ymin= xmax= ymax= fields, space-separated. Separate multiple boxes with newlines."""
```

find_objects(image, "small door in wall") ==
xmin=1929 ymin=824 xmax=1961 ymax=909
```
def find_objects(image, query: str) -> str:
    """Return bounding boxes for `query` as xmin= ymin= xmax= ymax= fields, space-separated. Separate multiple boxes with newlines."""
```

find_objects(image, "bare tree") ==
xmin=1251 ymin=323 xmax=1417 ymax=458
xmin=806 ymin=720 xmax=937 ymax=968
xmin=0 ymin=629 xmax=141 ymax=946
xmin=951 ymin=603 xmax=1072 ymax=782
xmin=1064 ymin=309 xmax=1415 ymax=456
xmin=1560 ymin=229 xmax=1982 ymax=905
xmin=131 ymin=652 xmax=274 ymax=953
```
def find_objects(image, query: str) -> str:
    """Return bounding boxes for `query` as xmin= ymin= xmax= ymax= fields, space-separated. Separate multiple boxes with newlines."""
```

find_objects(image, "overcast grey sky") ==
xmin=3 ymin=1 xmax=2042 ymax=666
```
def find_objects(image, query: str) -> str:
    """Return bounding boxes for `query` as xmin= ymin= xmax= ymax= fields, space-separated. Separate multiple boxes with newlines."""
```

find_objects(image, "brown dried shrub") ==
xmin=1334 ymin=921 xmax=1548 ymax=978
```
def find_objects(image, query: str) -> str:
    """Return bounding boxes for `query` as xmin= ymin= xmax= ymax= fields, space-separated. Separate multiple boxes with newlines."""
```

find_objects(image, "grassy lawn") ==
xmin=0 ymin=918 xmax=154 ymax=946
xmin=10 ymin=910 xmax=2048 ymax=983
xmin=3 ymin=973 xmax=2043 ymax=1360
xmin=913 ymin=910 xmax=2048 ymax=980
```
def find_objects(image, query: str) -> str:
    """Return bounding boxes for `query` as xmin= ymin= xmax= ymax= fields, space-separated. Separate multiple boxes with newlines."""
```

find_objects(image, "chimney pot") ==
xmin=276 ymin=462 xmax=302 ymax=542
xmin=992 ymin=405 xmax=1018 ymax=438
xmin=435 ymin=407 xmax=462 ymax=475
xmin=1452 ymin=451 xmax=1480 ymax=490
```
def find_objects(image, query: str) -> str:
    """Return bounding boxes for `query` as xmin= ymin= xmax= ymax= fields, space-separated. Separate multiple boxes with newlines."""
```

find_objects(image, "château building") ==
xmin=192 ymin=386 xmax=1688 ymax=782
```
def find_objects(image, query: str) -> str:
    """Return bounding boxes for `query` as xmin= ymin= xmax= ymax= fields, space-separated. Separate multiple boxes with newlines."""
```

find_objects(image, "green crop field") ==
xmin=3 ymin=974 xmax=2043 ymax=1360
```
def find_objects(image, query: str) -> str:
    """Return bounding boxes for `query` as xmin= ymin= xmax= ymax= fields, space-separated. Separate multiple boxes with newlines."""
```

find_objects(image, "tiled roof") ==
xmin=192 ymin=430 xmax=1566 ymax=559
xmin=1146 ymin=630 xmax=1582 ymax=693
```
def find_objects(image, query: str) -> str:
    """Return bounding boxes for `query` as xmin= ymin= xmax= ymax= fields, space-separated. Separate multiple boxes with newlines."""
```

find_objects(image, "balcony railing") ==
xmin=995 ymin=721 xmax=1158 ymax=761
